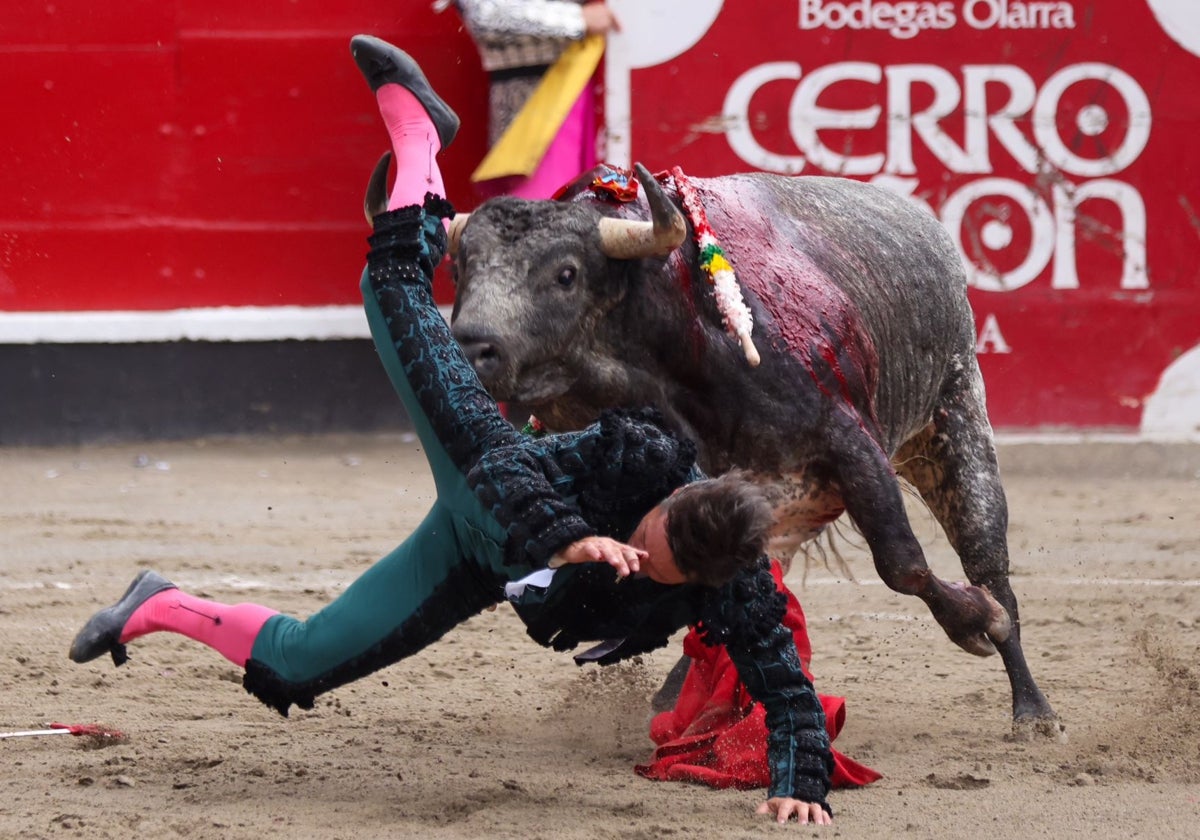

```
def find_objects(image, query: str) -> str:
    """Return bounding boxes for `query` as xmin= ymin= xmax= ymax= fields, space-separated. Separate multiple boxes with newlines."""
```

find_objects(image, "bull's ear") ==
xmin=596 ymin=163 xmax=686 ymax=259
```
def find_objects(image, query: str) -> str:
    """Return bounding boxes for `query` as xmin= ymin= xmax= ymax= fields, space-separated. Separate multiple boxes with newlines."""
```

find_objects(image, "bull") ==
xmin=367 ymin=156 xmax=1059 ymax=736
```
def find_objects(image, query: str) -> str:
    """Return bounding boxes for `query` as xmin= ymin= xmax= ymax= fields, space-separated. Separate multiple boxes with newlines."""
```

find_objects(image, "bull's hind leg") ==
xmin=895 ymin=370 xmax=1060 ymax=736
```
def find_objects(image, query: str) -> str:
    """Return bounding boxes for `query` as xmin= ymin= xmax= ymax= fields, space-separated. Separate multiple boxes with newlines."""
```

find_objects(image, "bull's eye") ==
xmin=556 ymin=266 xmax=576 ymax=287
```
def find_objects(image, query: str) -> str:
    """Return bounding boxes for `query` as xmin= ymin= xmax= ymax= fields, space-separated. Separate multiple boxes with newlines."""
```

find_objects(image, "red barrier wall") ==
xmin=2 ymin=1 xmax=1198 ymax=434
xmin=0 ymin=1 xmax=486 ymax=312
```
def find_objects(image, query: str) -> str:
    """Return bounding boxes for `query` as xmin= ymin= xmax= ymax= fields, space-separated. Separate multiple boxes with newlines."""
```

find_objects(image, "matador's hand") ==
xmin=756 ymin=797 xmax=831 ymax=825
xmin=582 ymin=2 xmax=621 ymax=35
xmin=554 ymin=536 xmax=646 ymax=578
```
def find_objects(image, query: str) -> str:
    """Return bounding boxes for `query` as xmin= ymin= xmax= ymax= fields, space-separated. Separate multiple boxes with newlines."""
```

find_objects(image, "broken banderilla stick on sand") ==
xmin=0 ymin=723 xmax=127 ymax=746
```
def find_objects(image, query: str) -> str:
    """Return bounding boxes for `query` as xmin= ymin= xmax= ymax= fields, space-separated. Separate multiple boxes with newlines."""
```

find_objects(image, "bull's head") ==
xmin=365 ymin=157 xmax=686 ymax=411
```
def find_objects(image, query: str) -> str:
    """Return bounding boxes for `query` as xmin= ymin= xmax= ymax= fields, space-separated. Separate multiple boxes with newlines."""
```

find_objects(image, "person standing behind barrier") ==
xmin=435 ymin=0 xmax=621 ymax=199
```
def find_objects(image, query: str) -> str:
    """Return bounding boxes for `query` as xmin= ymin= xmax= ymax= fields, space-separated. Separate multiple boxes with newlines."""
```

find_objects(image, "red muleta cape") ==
xmin=636 ymin=561 xmax=881 ymax=791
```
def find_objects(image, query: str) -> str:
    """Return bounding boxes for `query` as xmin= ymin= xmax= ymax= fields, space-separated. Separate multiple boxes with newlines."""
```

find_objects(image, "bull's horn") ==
xmin=597 ymin=162 xmax=687 ymax=259
xmin=363 ymin=151 xmax=392 ymax=223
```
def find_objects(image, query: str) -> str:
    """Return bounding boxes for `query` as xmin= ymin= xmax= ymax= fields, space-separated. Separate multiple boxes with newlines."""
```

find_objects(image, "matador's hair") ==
xmin=662 ymin=469 xmax=774 ymax=588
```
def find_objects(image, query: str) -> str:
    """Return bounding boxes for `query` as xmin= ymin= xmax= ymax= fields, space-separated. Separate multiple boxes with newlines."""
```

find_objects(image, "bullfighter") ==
xmin=69 ymin=35 xmax=836 ymax=825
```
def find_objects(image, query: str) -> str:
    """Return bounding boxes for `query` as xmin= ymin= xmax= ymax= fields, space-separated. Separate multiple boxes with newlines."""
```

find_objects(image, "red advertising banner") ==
xmin=605 ymin=0 xmax=1200 ymax=434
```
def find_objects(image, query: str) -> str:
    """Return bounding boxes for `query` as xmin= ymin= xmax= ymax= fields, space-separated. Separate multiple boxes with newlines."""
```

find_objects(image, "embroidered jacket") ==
xmin=350 ymin=202 xmax=834 ymax=809
xmin=468 ymin=408 xmax=835 ymax=809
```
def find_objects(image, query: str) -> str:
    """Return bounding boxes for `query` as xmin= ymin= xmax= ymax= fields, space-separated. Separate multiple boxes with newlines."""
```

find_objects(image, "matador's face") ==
xmin=627 ymin=505 xmax=688 ymax=586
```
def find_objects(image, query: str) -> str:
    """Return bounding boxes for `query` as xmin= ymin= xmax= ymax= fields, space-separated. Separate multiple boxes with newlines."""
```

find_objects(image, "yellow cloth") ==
xmin=471 ymin=35 xmax=605 ymax=183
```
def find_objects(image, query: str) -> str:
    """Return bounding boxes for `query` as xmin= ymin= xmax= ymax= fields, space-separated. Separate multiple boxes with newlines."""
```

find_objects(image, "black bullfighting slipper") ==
xmin=350 ymin=34 xmax=460 ymax=150
xmin=69 ymin=570 xmax=176 ymax=666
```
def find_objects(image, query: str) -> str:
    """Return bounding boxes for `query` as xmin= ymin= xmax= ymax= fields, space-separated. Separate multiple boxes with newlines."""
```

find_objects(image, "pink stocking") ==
xmin=119 ymin=589 xmax=278 ymax=667
xmin=377 ymin=84 xmax=445 ymax=210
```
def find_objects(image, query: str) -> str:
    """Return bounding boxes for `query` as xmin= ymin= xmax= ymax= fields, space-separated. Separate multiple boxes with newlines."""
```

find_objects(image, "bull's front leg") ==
xmin=829 ymin=426 xmax=1011 ymax=656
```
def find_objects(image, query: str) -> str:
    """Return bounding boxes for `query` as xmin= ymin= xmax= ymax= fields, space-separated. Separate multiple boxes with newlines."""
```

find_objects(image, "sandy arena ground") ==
xmin=1 ymin=434 xmax=1198 ymax=839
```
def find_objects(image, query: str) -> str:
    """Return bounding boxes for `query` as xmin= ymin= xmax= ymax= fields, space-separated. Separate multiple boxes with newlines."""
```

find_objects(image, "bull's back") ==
xmin=696 ymin=173 xmax=976 ymax=451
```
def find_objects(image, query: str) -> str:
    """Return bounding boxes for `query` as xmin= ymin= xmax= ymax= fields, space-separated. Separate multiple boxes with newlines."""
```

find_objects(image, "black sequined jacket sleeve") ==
xmin=697 ymin=559 xmax=835 ymax=812
xmin=467 ymin=429 xmax=596 ymax=568
xmin=467 ymin=408 xmax=698 ymax=568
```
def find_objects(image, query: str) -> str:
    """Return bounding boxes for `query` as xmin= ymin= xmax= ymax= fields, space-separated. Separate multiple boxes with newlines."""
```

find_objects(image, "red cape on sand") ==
xmin=636 ymin=561 xmax=881 ymax=791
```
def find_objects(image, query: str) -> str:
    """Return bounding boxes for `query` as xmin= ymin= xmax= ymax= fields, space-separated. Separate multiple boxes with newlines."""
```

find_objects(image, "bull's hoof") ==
xmin=931 ymin=581 xmax=1011 ymax=657
xmin=978 ymin=585 xmax=1012 ymax=641
xmin=1010 ymin=714 xmax=1068 ymax=743
xmin=953 ymin=631 xmax=998 ymax=657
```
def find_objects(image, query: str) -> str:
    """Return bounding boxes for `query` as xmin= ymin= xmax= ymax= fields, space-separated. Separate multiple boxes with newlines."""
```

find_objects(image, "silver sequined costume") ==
xmin=441 ymin=0 xmax=590 ymax=145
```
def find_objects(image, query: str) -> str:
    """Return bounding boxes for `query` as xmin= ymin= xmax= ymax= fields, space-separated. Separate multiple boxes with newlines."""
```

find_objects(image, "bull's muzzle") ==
xmin=452 ymin=325 xmax=507 ymax=384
